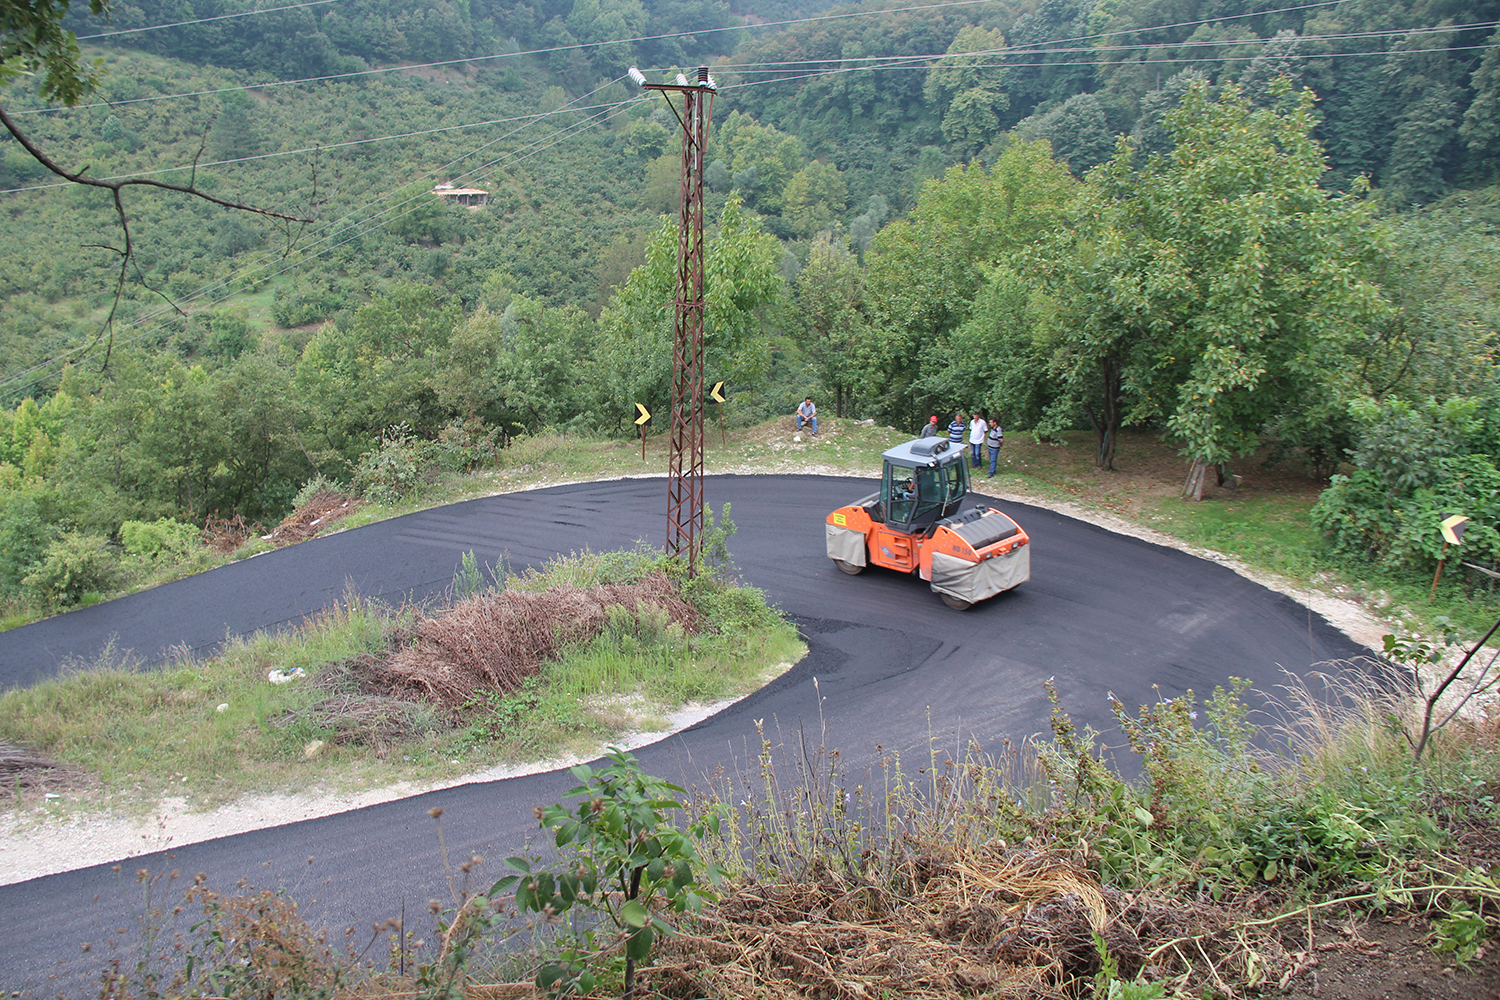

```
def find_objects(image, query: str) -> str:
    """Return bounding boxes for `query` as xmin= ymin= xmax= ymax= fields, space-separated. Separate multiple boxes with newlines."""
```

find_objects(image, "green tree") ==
xmin=1021 ymin=92 xmax=1115 ymax=177
xmin=595 ymin=198 xmax=783 ymax=431
xmin=917 ymin=264 xmax=1057 ymax=433
xmin=715 ymin=111 xmax=805 ymax=215
xmin=782 ymin=160 xmax=847 ymax=238
xmin=491 ymin=295 xmax=593 ymax=433
xmin=1459 ymin=29 xmax=1500 ymax=183
xmin=863 ymin=140 xmax=1076 ymax=423
xmin=1 ymin=0 xmax=109 ymax=105
xmin=923 ymin=26 xmax=1010 ymax=156
xmin=795 ymin=235 xmax=868 ymax=417
xmin=1037 ymin=80 xmax=1390 ymax=470
xmin=206 ymin=305 xmax=255 ymax=361
xmin=1379 ymin=25 xmax=1462 ymax=206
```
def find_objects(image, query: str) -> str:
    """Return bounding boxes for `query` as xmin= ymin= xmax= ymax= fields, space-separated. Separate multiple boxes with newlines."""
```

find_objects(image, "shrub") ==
xmin=0 ymin=484 xmax=57 ymax=597
xmin=494 ymin=748 xmax=723 ymax=999
xmin=292 ymin=474 xmax=349 ymax=509
xmin=23 ymin=531 xmax=117 ymax=605
xmin=120 ymin=517 xmax=200 ymax=560
xmin=353 ymin=423 xmax=420 ymax=505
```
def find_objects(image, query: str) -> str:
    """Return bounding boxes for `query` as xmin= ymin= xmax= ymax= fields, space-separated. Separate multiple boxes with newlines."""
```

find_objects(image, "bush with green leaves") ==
xmin=1032 ymin=677 xmax=1453 ymax=901
xmin=120 ymin=517 xmax=200 ymax=560
xmin=23 ymin=531 xmax=117 ymax=605
xmin=493 ymin=748 xmax=723 ymax=999
xmin=1312 ymin=395 xmax=1500 ymax=579
xmin=353 ymin=423 xmax=421 ymax=505
xmin=291 ymin=474 xmax=349 ymax=509
xmin=0 ymin=480 xmax=57 ymax=597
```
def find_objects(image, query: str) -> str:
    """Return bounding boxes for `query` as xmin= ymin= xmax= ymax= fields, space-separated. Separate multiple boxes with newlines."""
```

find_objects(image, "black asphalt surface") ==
xmin=0 ymin=475 xmax=1373 ymax=996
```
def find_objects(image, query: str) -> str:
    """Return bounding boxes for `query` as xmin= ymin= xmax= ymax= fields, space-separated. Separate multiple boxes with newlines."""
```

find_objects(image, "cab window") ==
xmin=882 ymin=465 xmax=916 ymax=524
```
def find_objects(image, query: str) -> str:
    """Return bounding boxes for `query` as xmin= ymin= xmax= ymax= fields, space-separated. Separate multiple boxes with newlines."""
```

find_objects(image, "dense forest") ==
xmin=1 ymin=0 xmax=1498 ymax=615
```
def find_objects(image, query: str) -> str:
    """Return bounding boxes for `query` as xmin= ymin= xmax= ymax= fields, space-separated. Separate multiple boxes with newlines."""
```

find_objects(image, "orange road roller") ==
xmin=825 ymin=436 xmax=1030 ymax=610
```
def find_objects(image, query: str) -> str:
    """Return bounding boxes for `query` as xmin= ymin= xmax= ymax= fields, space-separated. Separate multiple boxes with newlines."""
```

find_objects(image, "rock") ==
xmin=793 ymin=433 xmax=803 ymax=443
xmin=216 ymin=703 xmax=229 ymax=713
xmin=304 ymin=739 xmax=325 ymax=759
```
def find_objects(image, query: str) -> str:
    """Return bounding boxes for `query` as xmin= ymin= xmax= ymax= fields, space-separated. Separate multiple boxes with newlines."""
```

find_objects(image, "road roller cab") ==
xmin=824 ymin=437 xmax=1030 ymax=609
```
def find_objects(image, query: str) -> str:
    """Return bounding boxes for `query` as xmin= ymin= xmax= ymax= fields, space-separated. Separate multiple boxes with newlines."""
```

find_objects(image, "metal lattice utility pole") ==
xmin=639 ymin=67 xmax=715 ymax=575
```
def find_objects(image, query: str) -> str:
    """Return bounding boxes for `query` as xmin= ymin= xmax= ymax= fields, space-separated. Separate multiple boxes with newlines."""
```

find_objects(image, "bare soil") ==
xmin=1281 ymin=913 xmax=1500 ymax=1000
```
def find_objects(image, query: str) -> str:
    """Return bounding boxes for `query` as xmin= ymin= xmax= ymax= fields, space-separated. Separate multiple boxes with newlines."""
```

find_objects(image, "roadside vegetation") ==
xmin=88 ymin=657 xmax=1500 ymax=999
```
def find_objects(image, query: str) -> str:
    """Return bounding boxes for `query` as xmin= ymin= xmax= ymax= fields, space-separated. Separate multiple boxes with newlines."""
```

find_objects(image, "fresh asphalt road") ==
xmin=0 ymin=475 xmax=1373 ymax=996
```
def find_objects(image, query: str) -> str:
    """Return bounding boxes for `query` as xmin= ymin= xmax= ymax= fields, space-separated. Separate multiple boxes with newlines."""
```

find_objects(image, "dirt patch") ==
xmin=267 ymin=491 xmax=363 ymax=546
xmin=1280 ymin=913 xmax=1500 ymax=1000
xmin=345 ymin=572 xmax=698 ymax=712
xmin=1003 ymin=427 xmax=1327 ymax=520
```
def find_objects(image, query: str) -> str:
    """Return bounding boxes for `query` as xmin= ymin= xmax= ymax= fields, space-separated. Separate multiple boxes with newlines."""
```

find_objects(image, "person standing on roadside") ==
xmin=796 ymin=397 xmax=818 ymax=435
xmin=968 ymin=410 xmax=988 ymax=468
xmin=918 ymin=415 xmax=939 ymax=438
xmin=947 ymin=412 xmax=964 ymax=444
xmin=986 ymin=416 xmax=1004 ymax=477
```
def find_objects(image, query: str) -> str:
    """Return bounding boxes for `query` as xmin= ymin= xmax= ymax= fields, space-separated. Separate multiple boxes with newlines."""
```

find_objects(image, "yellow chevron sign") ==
xmin=1441 ymin=514 xmax=1469 ymax=546
xmin=634 ymin=403 xmax=651 ymax=426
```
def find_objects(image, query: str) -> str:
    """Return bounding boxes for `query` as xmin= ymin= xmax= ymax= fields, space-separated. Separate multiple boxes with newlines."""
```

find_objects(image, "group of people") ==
xmin=794 ymin=397 xmax=1003 ymax=477
xmin=921 ymin=409 xmax=1004 ymax=476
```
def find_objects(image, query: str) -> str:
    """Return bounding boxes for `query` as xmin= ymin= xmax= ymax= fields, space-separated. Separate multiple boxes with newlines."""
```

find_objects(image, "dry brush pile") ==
xmin=295 ymin=573 xmax=700 ymax=743
xmin=0 ymin=739 xmax=85 ymax=799
xmin=631 ymin=847 xmax=1294 ymax=1000
xmin=268 ymin=492 xmax=364 ymax=546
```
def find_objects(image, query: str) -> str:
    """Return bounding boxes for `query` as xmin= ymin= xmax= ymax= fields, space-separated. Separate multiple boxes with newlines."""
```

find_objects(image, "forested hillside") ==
xmin=1 ymin=0 xmax=1498 ymax=620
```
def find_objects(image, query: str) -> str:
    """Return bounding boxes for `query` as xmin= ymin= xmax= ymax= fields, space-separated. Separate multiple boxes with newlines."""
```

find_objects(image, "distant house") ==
xmin=432 ymin=182 xmax=488 ymax=207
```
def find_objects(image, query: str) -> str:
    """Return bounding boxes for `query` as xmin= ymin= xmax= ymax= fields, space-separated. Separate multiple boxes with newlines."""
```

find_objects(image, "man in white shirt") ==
xmin=968 ymin=411 xmax=987 ymax=467
xmin=796 ymin=397 xmax=818 ymax=435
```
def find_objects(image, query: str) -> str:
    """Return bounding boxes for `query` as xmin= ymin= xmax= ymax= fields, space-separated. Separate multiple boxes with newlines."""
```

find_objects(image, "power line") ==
xmin=8 ymin=15 xmax=1490 ymax=199
xmin=14 ymin=0 xmax=1368 ymax=118
xmin=0 ymin=100 xmax=641 ymax=197
xmin=75 ymin=0 xmax=340 ymax=40
xmin=0 ymin=0 xmax=1488 ymax=395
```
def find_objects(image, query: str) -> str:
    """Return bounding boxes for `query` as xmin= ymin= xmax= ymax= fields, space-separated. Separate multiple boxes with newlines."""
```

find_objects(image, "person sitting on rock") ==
xmin=796 ymin=397 xmax=818 ymax=435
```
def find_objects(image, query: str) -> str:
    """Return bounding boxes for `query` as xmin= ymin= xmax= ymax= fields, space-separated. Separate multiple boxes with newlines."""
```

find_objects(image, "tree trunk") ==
xmin=1085 ymin=357 xmax=1123 ymax=470
xmin=1183 ymin=458 xmax=1207 ymax=501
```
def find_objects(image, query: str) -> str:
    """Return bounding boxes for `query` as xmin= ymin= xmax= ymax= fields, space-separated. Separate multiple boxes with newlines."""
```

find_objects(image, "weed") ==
xmin=493 ymin=748 xmax=724 ymax=999
xmin=453 ymin=549 xmax=485 ymax=601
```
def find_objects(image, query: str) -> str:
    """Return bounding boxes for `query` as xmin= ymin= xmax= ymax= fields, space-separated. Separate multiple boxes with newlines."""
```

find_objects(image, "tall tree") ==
xmin=863 ymin=140 xmax=1076 ymax=423
xmin=594 ymin=198 xmax=784 ymax=431
xmin=923 ymin=26 xmax=1010 ymax=157
xmin=795 ymin=235 xmax=868 ymax=417
xmin=1037 ymin=80 xmax=1390 ymax=471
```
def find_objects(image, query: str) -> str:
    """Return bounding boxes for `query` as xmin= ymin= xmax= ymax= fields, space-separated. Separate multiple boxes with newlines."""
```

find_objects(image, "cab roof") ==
xmin=881 ymin=437 xmax=966 ymax=469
